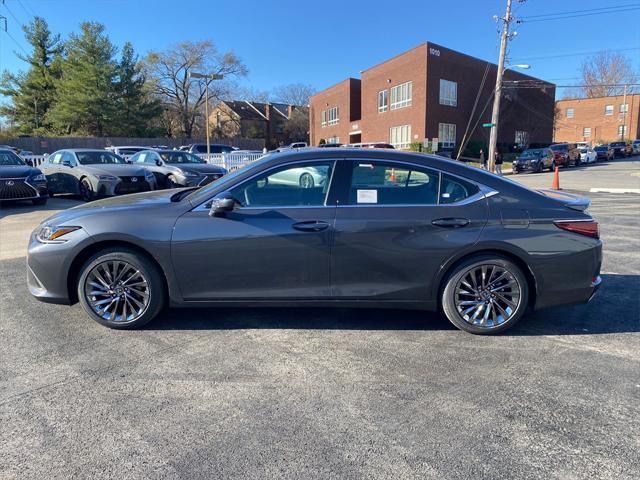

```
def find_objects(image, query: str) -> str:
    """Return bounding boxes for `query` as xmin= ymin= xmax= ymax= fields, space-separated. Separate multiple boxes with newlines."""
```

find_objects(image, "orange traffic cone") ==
xmin=552 ymin=166 xmax=560 ymax=190
xmin=389 ymin=168 xmax=396 ymax=183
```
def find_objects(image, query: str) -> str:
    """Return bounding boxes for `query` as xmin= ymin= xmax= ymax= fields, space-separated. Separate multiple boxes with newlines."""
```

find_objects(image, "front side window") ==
xmin=439 ymin=79 xmax=457 ymax=106
xmin=389 ymin=125 xmax=411 ymax=149
xmin=348 ymin=161 xmax=439 ymax=205
xmin=378 ymin=90 xmax=388 ymax=113
xmin=438 ymin=123 xmax=456 ymax=148
xmin=132 ymin=152 xmax=147 ymax=163
xmin=605 ymin=105 xmax=613 ymax=116
xmin=229 ymin=161 xmax=334 ymax=208
xmin=390 ymin=81 xmax=412 ymax=110
xmin=566 ymin=108 xmax=574 ymax=118
xmin=327 ymin=107 xmax=339 ymax=126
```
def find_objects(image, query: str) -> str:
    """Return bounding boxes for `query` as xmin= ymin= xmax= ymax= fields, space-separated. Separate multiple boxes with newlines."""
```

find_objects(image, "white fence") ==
xmin=22 ymin=155 xmax=48 ymax=167
xmin=198 ymin=152 xmax=265 ymax=171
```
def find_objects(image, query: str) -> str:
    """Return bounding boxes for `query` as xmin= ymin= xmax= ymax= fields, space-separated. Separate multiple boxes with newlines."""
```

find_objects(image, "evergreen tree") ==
xmin=0 ymin=17 xmax=63 ymax=135
xmin=48 ymin=22 xmax=118 ymax=136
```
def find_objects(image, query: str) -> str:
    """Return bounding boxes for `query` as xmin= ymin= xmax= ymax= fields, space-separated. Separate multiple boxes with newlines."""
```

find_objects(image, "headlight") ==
xmin=36 ymin=225 xmax=81 ymax=243
xmin=29 ymin=173 xmax=46 ymax=182
xmin=95 ymin=174 xmax=118 ymax=181
xmin=180 ymin=170 xmax=200 ymax=177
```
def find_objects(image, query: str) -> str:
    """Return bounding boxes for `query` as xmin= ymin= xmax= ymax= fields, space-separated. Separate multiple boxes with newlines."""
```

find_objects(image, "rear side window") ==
xmin=440 ymin=174 xmax=479 ymax=204
xmin=348 ymin=162 xmax=439 ymax=205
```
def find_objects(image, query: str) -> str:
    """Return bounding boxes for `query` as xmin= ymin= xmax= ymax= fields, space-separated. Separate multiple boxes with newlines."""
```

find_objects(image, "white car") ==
xmin=632 ymin=140 xmax=640 ymax=154
xmin=578 ymin=147 xmax=597 ymax=164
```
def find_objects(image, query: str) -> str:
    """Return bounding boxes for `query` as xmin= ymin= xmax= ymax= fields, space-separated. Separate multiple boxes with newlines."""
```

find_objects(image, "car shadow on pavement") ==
xmin=0 ymin=197 xmax=82 ymax=220
xmin=147 ymin=274 xmax=639 ymax=335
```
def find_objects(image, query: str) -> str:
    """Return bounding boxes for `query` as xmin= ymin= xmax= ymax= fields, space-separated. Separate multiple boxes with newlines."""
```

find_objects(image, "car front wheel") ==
xmin=441 ymin=255 xmax=529 ymax=334
xmin=77 ymin=248 xmax=165 ymax=329
xmin=79 ymin=178 xmax=95 ymax=202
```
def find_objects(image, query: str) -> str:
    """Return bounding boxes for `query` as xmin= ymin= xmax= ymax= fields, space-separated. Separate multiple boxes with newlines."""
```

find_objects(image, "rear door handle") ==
xmin=432 ymin=218 xmax=470 ymax=228
xmin=292 ymin=221 xmax=330 ymax=232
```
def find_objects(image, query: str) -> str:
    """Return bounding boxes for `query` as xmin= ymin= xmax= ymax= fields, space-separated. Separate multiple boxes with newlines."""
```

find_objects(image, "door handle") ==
xmin=292 ymin=221 xmax=329 ymax=232
xmin=432 ymin=218 xmax=470 ymax=228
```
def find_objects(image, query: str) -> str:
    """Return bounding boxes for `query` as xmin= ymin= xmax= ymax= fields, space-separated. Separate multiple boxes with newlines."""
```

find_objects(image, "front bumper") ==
xmin=95 ymin=177 xmax=155 ymax=196
xmin=513 ymin=162 xmax=542 ymax=172
xmin=0 ymin=177 xmax=48 ymax=201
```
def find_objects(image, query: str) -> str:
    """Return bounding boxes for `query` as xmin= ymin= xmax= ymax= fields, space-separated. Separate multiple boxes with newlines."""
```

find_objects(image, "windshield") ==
xmin=519 ymin=149 xmax=543 ymax=158
xmin=0 ymin=150 xmax=26 ymax=166
xmin=159 ymin=151 xmax=205 ymax=164
xmin=77 ymin=151 xmax=126 ymax=165
xmin=549 ymin=145 xmax=565 ymax=151
xmin=610 ymin=142 xmax=625 ymax=147
xmin=594 ymin=147 xmax=606 ymax=151
xmin=578 ymin=148 xmax=587 ymax=153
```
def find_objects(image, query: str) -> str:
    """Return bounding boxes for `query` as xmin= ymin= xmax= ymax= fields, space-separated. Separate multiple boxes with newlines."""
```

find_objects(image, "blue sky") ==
xmin=1 ymin=0 xmax=639 ymax=98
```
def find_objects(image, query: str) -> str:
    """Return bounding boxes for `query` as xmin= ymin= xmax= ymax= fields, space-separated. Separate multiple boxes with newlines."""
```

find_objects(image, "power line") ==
xmin=518 ymin=6 xmax=640 ymax=23
xmin=3 ymin=28 xmax=29 ymax=56
xmin=520 ymin=3 xmax=640 ymax=19
xmin=16 ymin=0 xmax=37 ymax=18
xmin=512 ymin=46 xmax=640 ymax=61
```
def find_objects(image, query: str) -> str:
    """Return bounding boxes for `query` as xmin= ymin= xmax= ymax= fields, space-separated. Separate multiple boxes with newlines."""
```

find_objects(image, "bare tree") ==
xmin=578 ymin=50 xmax=637 ymax=98
xmin=272 ymin=83 xmax=316 ymax=106
xmin=144 ymin=40 xmax=247 ymax=138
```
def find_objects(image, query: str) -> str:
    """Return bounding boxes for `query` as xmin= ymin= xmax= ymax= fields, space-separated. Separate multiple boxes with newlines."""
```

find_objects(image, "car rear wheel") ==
xmin=441 ymin=255 xmax=529 ymax=334
xmin=77 ymin=248 xmax=165 ymax=329
xmin=79 ymin=178 xmax=95 ymax=202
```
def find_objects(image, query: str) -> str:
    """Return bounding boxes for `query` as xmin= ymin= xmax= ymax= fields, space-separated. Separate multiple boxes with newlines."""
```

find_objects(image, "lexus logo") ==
xmin=131 ymin=177 xmax=138 ymax=182
xmin=6 ymin=180 xmax=14 ymax=186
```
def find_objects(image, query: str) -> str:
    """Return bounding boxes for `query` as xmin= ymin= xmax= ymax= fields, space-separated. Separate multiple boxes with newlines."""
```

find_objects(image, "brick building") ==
xmin=309 ymin=42 xmax=556 ymax=151
xmin=554 ymin=94 xmax=640 ymax=143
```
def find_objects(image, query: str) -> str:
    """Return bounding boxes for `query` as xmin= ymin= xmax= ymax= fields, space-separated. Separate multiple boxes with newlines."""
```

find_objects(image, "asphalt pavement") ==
xmin=0 ymin=163 xmax=638 ymax=479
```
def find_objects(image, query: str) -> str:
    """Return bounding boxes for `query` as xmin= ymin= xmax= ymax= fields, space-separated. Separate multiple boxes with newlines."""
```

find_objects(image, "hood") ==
xmin=0 ymin=165 xmax=41 ymax=178
xmin=171 ymin=163 xmax=227 ymax=175
xmin=79 ymin=164 xmax=148 ymax=177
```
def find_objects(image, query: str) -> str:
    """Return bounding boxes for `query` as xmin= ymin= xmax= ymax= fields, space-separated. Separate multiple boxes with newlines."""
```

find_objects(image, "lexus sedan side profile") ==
xmin=0 ymin=148 xmax=48 ymax=205
xmin=129 ymin=150 xmax=227 ymax=188
xmin=40 ymin=149 xmax=157 ymax=201
xmin=27 ymin=149 xmax=602 ymax=334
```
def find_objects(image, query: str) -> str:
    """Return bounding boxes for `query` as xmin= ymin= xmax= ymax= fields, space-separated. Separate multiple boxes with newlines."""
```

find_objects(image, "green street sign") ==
xmin=482 ymin=123 xmax=495 ymax=128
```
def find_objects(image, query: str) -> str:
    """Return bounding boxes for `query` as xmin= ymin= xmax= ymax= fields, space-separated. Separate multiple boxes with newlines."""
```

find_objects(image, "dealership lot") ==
xmin=1 ymin=160 xmax=639 ymax=479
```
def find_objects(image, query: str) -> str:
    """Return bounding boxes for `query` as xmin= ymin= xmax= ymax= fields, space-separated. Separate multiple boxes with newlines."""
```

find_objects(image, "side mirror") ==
xmin=208 ymin=194 xmax=237 ymax=217
xmin=62 ymin=159 xmax=73 ymax=167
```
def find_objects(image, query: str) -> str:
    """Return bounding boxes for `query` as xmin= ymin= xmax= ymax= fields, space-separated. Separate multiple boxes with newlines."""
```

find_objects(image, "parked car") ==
xmin=632 ymin=139 xmax=640 ymax=154
xmin=185 ymin=144 xmax=237 ymax=155
xmin=549 ymin=143 xmax=581 ymax=167
xmin=19 ymin=150 xmax=35 ymax=157
xmin=594 ymin=145 xmax=614 ymax=161
xmin=609 ymin=141 xmax=631 ymax=157
xmin=286 ymin=142 xmax=307 ymax=149
xmin=578 ymin=146 xmax=598 ymax=164
xmin=129 ymin=150 xmax=227 ymax=188
xmin=346 ymin=142 xmax=395 ymax=149
xmin=40 ymin=149 xmax=157 ymax=201
xmin=512 ymin=148 xmax=555 ymax=173
xmin=317 ymin=143 xmax=343 ymax=147
xmin=106 ymin=146 xmax=148 ymax=158
xmin=0 ymin=148 xmax=48 ymax=205
xmin=28 ymin=149 xmax=602 ymax=335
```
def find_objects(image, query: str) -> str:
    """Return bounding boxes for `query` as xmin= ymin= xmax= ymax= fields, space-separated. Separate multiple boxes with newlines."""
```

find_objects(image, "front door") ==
xmin=331 ymin=159 xmax=488 ymax=302
xmin=171 ymin=159 xmax=337 ymax=300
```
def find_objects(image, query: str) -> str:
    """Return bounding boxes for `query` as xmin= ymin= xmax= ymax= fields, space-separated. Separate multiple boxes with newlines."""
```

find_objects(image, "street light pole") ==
xmin=189 ymin=72 xmax=224 ymax=157
xmin=488 ymin=0 xmax=513 ymax=172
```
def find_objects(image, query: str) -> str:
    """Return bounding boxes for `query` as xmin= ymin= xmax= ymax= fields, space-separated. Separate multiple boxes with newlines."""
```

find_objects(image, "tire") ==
xmin=441 ymin=255 xmax=529 ymax=335
xmin=536 ymin=162 xmax=543 ymax=173
xmin=549 ymin=160 xmax=556 ymax=172
xmin=77 ymin=248 xmax=166 ymax=329
xmin=32 ymin=197 xmax=47 ymax=206
xmin=79 ymin=178 xmax=95 ymax=202
xmin=299 ymin=172 xmax=315 ymax=188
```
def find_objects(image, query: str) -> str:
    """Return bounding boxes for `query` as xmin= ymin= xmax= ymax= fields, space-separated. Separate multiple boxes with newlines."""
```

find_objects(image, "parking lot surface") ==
xmin=1 ymin=161 xmax=639 ymax=479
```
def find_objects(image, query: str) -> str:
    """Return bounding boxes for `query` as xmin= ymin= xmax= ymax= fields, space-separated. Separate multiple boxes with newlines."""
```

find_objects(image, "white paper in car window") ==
xmin=357 ymin=189 xmax=378 ymax=204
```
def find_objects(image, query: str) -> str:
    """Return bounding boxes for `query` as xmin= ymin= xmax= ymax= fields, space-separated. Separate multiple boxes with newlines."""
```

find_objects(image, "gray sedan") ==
xmin=129 ymin=150 xmax=227 ymax=188
xmin=41 ymin=149 xmax=156 ymax=201
xmin=27 ymin=149 xmax=602 ymax=334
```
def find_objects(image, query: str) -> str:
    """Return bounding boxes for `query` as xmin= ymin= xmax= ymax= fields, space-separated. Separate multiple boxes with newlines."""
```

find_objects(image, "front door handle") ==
xmin=292 ymin=221 xmax=330 ymax=232
xmin=432 ymin=218 xmax=470 ymax=228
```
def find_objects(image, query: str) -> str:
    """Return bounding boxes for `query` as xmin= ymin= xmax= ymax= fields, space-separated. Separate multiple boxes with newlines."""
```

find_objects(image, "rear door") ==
xmin=330 ymin=159 xmax=489 ymax=302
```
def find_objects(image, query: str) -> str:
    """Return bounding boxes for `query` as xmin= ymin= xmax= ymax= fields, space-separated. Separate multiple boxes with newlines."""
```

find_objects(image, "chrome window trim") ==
xmin=191 ymin=158 xmax=340 ymax=212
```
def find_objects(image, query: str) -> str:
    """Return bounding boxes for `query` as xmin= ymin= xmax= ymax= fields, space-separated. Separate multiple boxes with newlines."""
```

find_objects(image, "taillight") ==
xmin=554 ymin=220 xmax=599 ymax=239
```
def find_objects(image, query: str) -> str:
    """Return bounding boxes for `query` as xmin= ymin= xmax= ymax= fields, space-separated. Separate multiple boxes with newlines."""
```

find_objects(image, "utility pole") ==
xmin=621 ymin=83 xmax=628 ymax=141
xmin=488 ymin=0 xmax=514 ymax=172
xmin=189 ymin=72 xmax=224 ymax=156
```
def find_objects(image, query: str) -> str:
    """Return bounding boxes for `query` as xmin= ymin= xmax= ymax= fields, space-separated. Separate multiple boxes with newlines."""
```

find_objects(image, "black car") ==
xmin=129 ymin=150 xmax=227 ymax=188
xmin=0 ymin=149 xmax=48 ymax=205
xmin=609 ymin=141 xmax=630 ymax=157
xmin=512 ymin=148 xmax=555 ymax=173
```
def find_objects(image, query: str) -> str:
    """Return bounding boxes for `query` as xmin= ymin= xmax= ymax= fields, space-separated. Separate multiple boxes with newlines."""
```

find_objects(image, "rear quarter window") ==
xmin=440 ymin=174 xmax=480 ymax=204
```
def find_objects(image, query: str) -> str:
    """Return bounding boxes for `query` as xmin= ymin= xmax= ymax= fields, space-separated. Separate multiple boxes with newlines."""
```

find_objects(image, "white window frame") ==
xmin=618 ymin=125 xmax=627 ymax=137
xmin=620 ymin=103 xmax=628 ymax=113
xmin=378 ymin=90 xmax=388 ymax=113
xmin=566 ymin=108 xmax=574 ymax=119
xmin=439 ymin=79 xmax=457 ymax=107
xmin=321 ymin=110 xmax=326 ymax=127
xmin=438 ymin=123 xmax=456 ymax=148
xmin=327 ymin=106 xmax=339 ymax=126
xmin=390 ymin=81 xmax=412 ymax=110
xmin=605 ymin=105 xmax=613 ymax=116
xmin=389 ymin=125 xmax=411 ymax=149
xmin=583 ymin=127 xmax=591 ymax=138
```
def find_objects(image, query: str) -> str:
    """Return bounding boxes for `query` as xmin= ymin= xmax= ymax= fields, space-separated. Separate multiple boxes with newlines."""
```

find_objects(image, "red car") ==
xmin=549 ymin=143 xmax=581 ymax=167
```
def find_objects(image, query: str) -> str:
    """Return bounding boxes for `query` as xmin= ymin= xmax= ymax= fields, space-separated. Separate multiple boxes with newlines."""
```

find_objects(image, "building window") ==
xmin=583 ymin=127 xmax=591 ymax=138
xmin=389 ymin=125 xmax=411 ymax=149
xmin=378 ymin=90 xmax=388 ymax=113
xmin=438 ymin=123 xmax=456 ymax=148
xmin=515 ymin=130 xmax=529 ymax=147
xmin=321 ymin=110 xmax=326 ymax=127
xmin=390 ymin=81 xmax=412 ymax=110
xmin=327 ymin=136 xmax=340 ymax=144
xmin=439 ymin=79 xmax=457 ymax=106
xmin=620 ymin=103 xmax=628 ymax=113
xmin=605 ymin=105 xmax=613 ymax=116
xmin=618 ymin=125 xmax=627 ymax=137
xmin=566 ymin=108 xmax=574 ymax=119
xmin=327 ymin=106 xmax=339 ymax=126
